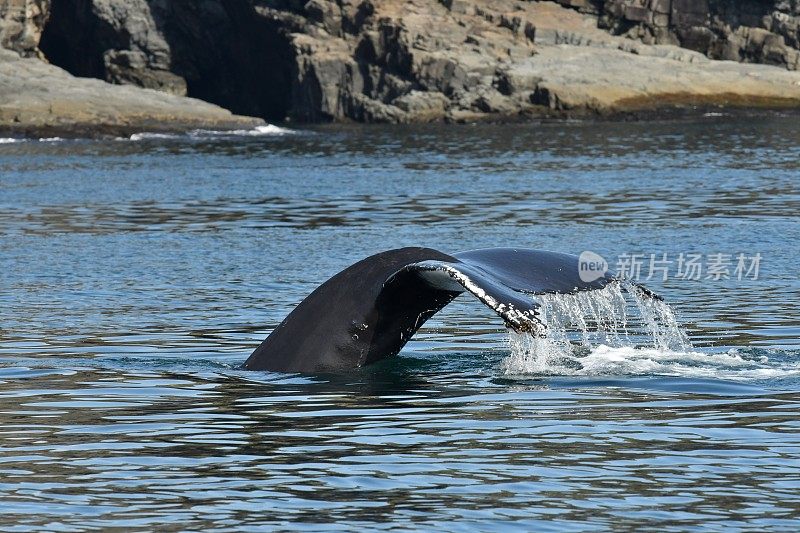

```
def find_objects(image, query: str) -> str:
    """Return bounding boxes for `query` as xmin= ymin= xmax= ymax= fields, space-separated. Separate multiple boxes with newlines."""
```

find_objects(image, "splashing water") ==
xmin=500 ymin=281 xmax=796 ymax=380
xmin=527 ymin=281 xmax=689 ymax=351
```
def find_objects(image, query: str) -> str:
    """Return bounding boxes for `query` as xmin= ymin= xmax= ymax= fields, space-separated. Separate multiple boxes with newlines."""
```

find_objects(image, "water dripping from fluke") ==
xmin=503 ymin=280 xmax=705 ymax=377
xmin=503 ymin=282 xmax=800 ymax=381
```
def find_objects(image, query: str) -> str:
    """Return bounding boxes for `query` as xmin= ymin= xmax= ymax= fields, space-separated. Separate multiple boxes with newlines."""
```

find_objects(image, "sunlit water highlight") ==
xmin=1 ymin=114 xmax=800 ymax=530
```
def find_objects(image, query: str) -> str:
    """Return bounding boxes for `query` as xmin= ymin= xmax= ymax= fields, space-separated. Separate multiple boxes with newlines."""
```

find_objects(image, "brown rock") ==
xmin=0 ymin=0 xmax=49 ymax=55
xmin=0 ymin=47 xmax=262 ymax=136
xmin=3 ymin=0 xmax=800 ymax=129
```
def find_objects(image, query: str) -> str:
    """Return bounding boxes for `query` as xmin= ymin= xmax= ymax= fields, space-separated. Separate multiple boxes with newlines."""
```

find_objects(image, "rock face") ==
xmin=0 ymin=47 xmax=263 ymax=136
xmin=265 ymin=0 xmax=800 ymax=121
xmin=3 ymin=0 xmax=800 ymax=129
xmin=577 ymin=0 xmax=800 ymax=71
xmin=39 ymin=0 xmax=293 ymax=120
xmin=0 ymin=0 xmax=49 ymax=55
xmin=40 ymin=0 xmax=187 ymax=95
xmin=33 ymin=0 xmax=800 ymax=123
xmin=0 ymin=0 xmax=264 ymax=136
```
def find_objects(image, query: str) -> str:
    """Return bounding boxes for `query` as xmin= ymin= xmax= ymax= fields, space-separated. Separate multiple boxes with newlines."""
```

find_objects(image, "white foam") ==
xmin=499 ymin=281 xmax=791 ymax=381
xmin=505 ymin=335 xmax=799 ymax=381
xmin=0 ymin=137 xmax=64 ymax=143
xmin=128 ymin=124 xmax=295 ymax=141
xmin=128 ymin=132 xmax=181 ymax=141
xmin=190 ymin=124 xmax=295 ymax=137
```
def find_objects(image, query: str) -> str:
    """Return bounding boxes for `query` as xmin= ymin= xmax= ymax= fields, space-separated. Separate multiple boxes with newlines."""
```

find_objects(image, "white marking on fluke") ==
xmin=413 ymin=262 xmax=544 ymax=334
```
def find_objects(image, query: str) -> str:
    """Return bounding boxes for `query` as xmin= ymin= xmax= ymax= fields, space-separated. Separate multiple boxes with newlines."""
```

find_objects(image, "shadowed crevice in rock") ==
xmin=152 ymin=1 xmax=293 ymax=121
xmin=39 ymin=0 xmax=294 ymax=122
xmin=39 ymin=0 xmax=116 ymax=80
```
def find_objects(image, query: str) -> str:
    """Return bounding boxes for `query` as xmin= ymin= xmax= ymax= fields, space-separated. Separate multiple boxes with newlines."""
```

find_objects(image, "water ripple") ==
xmin=1 ymin=116 xmax=799 ymax=529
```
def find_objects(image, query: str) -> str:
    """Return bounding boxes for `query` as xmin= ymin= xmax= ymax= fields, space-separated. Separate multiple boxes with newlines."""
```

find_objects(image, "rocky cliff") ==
xmin=39 ymin=0 xmax=292 ymax=120
xmin=0 ymin=0 xmax=263 ymax=136
xmin=3 ymin=0 xmax=800 ymax=131
xmin=590 ymin=0 xmax=800 ymax=70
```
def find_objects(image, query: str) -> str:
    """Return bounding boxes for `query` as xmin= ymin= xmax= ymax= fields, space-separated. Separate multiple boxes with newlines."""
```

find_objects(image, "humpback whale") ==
xmin=244 ymin=247 xmax=621 ymax=373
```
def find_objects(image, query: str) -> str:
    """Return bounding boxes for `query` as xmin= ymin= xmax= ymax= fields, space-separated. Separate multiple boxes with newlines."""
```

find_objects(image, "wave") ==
xmin=2 ymin=125 xmax=294 ymax=144
xmin=128 ymin=123 xmax=296 ymax=141
xmin=127 ymin=132 xmax=181 ymax=141
xmin=0 ymin=137 xmax=66 ymax=144
xmin=191 ymin=124 xmax=295 ymax=137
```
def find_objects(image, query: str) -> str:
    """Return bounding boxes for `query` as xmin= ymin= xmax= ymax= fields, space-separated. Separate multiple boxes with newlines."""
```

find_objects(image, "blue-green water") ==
xmin=1 ymin=114 xmax=799 ymax=530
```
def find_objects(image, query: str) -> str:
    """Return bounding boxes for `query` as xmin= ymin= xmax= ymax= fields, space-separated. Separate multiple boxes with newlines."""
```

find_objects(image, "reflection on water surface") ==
xmin=1 ymin=114 xmax=799 ymax=529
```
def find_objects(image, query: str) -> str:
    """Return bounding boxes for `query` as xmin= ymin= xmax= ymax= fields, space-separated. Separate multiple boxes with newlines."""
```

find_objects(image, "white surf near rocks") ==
xmin=127 ymin=124 xmax=295 ymax=141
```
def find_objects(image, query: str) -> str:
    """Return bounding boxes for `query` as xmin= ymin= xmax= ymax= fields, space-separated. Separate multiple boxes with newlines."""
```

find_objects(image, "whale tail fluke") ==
xmin=244 ymin=247 xmax=619 ymax=373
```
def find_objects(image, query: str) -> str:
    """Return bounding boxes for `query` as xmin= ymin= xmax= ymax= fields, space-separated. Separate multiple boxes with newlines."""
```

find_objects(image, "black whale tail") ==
xmin=244 ymin=247 xmax=618 ymax=373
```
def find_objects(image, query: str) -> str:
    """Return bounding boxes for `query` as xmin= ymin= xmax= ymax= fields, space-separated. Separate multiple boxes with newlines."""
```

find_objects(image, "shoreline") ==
xmin=3 ymin=1 xmax=800 ymax=135
xmin=0 ymin=119 xmax=268 ymax=140
xmin=2 ymin=106 xmax=798 ymax=141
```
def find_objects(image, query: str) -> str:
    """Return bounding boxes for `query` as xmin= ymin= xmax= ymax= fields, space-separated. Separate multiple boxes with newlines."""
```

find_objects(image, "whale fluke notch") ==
xmin=243 ymin=247 xmax=616 ymax=373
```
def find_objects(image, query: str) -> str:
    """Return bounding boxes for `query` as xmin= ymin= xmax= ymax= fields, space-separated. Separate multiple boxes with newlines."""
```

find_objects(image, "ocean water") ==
xmin=1 ymin=113 xmax=799 ymax=530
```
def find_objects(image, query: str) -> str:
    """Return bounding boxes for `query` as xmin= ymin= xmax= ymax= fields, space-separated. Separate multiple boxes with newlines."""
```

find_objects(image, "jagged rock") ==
xmin=304 ymin=0 xmax=343 ymax=36
xmin=3 ymin=0 xmax=800 ymax=128
xmin=104 ymin=49 xmax=187 ymax=95
xmin=496 ymin=63 xmax=543 ymax=95
xmin=0 ymin=0 xmax=49 ymax=56
xmin=394 ymin=90 xmax=449 ymax=119
xmin=0 ymin=0 xmax=264 ymax=136
xmin=472 ymin=88 xmax=519 ymax=114
xmin=597 ymin=0 xmax=800 ymax=71
xmin=346 ymin=93 xmax=405 ymax=122
xmin=39 ymin=0 xmax=182 ymax=92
